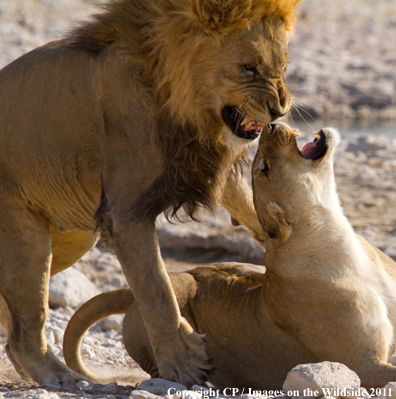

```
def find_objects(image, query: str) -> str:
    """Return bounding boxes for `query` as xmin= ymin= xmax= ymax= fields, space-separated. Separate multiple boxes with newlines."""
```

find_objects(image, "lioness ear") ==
xmin=265 ymin=202 xmax=292 ymax=243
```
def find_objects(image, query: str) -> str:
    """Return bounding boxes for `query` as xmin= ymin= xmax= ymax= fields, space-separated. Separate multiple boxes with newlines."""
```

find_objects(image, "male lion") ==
xmin=63 ymin=124 xmax=396 ymax=389
xmin=0 ymin=0 xmax=300 ymax=387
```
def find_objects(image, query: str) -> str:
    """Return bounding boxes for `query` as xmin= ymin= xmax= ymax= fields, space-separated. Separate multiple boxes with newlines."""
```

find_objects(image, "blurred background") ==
xmin=287 ymin=0 xmax=396 ymax=137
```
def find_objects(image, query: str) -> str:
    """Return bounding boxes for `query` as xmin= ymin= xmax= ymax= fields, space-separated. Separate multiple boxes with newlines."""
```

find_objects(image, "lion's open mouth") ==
xmin=222 ymin=106 xmax=264 ymax=140
xmin=300 ymin=130 xmax=328 ymax=160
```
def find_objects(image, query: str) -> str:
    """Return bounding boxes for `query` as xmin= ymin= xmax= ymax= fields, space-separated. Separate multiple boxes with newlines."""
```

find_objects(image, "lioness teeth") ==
xmin=245 ymin=122 xmax=253 ymax=130
xmin=292 ymin=129 xmax=301 ymax=137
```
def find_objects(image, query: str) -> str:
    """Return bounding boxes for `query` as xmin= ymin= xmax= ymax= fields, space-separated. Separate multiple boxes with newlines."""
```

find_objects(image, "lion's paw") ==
xmin=41 ymin=367 xmax=87 ymax=387
xmin=7 ymin=345 xmax=88 ymax=387
xmin=154 ymin=318 xmax=213 ymax=387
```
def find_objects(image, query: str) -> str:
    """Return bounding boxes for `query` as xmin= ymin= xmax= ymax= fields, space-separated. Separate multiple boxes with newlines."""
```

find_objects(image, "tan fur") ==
xmin=0 ymin=0 xmax=300 ymax=387
xmin=64 ymin=124 xmax=396 ymax=389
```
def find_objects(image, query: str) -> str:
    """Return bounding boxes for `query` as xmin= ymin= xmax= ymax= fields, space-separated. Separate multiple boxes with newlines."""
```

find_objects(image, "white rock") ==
xmin=80 ymin=343 xmax=95 ymax=359
xmin=136 ymin=378 xmax=188 ymax=396
xmin=49 ymin=267 xmax=100 ymax=308
xmin=283 ymin=362 xmax=361 ymax=398
xmin=130 ymin=390 xmax=164 ymax=399
xmin=25 ymin=389 xmax=61 ymax=399
xmin=98 ymin=314 xmax=124 ymax=332
xmin=380 ymin=382 xmax=396 ymax=399
xmin=45 ymin=329 xmax=55 ymax=347
xmin=77 ymin=380 xmax=93 ymax=389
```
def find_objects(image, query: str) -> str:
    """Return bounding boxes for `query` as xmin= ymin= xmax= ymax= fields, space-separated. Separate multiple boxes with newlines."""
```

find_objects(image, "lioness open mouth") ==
xmin=300 ymin=130 xmax=328 ymax=160
xmin=222 ymin=106 xmax=265 ymax=140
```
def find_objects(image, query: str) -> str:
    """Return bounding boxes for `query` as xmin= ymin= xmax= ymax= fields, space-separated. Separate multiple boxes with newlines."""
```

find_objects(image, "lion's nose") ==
xmin=269 ymin=106 xmax=286 ymax=121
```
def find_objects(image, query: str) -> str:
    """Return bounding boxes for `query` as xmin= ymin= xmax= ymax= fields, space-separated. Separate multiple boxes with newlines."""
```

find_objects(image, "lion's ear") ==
xmin=265 ymin=202 xmax=292 ymax=243
xmin=190 ymin=0 xmax=254 ymax=35
xmin=190 ymin=0 xmax=302 ymax=35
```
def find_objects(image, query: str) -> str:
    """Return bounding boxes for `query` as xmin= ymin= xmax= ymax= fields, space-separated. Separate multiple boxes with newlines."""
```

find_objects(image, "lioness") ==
xmin=63 ymin=124 xmax=396 ymax=389
xmin=0 ymin=0 xmax=301 ymax=387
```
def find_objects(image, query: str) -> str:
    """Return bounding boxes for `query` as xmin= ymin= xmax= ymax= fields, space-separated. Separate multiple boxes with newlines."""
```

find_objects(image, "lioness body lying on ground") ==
xmin=64 ymin=124 xmax=396 ymax=389
xmin=0 ymin=0 xmax=301 ymax=386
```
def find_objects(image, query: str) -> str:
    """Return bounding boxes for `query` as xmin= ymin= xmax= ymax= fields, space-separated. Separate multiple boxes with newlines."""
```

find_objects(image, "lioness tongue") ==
xmin=302 ymin=141 xmax=318 ymax=158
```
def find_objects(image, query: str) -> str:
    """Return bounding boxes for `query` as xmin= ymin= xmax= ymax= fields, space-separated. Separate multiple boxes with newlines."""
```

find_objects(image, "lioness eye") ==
xmin=261 ymin=161 xmax=270 ymax=177
xmin=243 ymin=64 xmax=259 ymax=77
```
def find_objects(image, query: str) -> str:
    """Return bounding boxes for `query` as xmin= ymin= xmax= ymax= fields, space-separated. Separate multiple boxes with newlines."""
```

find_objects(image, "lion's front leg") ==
xmin=221 ymin=169 xmax=266 ymax=246
xmin=111 ymin=219 xmax=211 ymax=386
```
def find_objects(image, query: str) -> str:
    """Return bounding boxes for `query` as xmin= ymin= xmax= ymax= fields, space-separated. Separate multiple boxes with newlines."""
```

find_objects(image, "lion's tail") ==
xmin=63 ymin=288 xmax=134 ymax=383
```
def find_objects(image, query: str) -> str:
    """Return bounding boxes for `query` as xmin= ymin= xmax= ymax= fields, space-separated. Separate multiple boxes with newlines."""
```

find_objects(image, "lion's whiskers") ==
xmin=287 ymin=99 xmax=317 ymax=131
xmin=231 ymin=104 xmax=247 ymax=134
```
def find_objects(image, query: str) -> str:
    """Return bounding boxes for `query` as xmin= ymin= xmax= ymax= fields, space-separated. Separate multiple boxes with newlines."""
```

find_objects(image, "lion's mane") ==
xmin=70 ymin=0 xmax=299 ymax=222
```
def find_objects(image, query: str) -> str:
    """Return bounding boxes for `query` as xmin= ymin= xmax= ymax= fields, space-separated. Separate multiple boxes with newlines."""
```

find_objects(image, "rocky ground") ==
xmin=0 ymin=0 xmax=396 ymax=398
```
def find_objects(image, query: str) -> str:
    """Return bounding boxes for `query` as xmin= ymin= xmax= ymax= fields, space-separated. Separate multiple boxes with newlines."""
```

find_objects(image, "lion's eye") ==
xmin=243 ymin=64 xmax=259 ymax=77
xmin=282 ymin=63 xmax=288 ymax=74
xmin=261 ymin=160 xmax=270 ymax=177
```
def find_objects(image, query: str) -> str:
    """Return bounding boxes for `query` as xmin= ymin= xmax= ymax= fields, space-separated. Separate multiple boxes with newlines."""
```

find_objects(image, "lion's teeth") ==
xmin=245 ymin=122 xmax=253 ymax=130
xmin=256 ymin=122 xmax=265 ymax=129
xmin=241 ymin=117 xmax=250 ymax=126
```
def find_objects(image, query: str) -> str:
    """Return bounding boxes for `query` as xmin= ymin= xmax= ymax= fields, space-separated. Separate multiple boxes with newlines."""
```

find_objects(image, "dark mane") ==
xmin=67 ymin=0 xmax=156 ymax=55
xmin=128 ymin=106 xmax=232 ymax=222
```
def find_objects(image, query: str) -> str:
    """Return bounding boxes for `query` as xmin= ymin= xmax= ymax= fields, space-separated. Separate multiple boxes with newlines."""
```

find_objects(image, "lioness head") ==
xmin=252 ymin=123 xmax=341 ymax=242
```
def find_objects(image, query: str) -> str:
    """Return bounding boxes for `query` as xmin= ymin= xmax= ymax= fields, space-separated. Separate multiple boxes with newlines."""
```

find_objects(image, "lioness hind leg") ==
xmin=355 ymin=361 xmax=396 ymax=389
xmin=0 ymin=198 xmax=83 ymax=386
